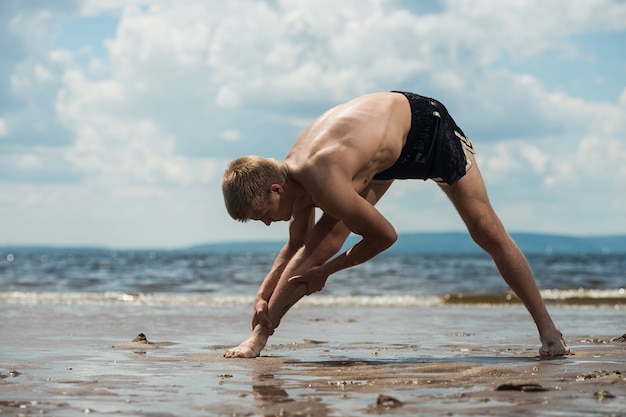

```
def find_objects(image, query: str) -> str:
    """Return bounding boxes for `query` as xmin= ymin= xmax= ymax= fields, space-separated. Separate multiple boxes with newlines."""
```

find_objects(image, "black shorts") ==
xmin=373 ymin=91 xmax=475 ymax=185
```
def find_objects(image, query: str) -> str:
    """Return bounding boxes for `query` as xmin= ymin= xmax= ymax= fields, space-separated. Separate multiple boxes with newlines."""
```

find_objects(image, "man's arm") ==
xmin=329 ymin=198 xmax=395 ymax=271
xmin=258 ymin=212 xmax=354 ymax=328
xmin=289 ymin=180 xmax=396 ymax=293
xmin=251 ymin=180 xmax=395 ymax=337
xmin=315 ymin=169 xmax=396 ymax=262
xmin=251 ymin=205 xmax=315 ymax=329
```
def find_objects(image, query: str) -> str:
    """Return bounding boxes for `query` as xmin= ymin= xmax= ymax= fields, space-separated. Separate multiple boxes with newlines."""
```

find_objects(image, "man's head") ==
xmin=222 ymin=156 xmax=285 ymax=222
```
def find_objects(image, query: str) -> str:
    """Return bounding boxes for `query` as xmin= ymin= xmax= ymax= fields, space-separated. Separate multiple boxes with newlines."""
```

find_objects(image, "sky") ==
xmin=1 ymin=0 xmax=625 ymax=249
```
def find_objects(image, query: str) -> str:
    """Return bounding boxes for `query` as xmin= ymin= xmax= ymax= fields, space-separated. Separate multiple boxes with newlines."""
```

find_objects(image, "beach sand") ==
xmin=1 ymin=302 xmax=624 ymax=416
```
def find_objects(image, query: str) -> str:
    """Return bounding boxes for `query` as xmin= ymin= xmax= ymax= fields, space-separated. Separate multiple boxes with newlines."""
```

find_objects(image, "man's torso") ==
xmin=285 ymin=92 xmax=411 ymax=200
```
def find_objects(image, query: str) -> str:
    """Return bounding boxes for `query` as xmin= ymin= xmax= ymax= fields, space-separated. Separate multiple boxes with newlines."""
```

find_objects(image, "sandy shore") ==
xmin=1 ymin=302 xmax=624 ymax=416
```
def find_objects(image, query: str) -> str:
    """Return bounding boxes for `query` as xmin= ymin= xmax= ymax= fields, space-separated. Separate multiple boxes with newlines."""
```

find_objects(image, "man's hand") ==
xmin=288 ymin=265 xmax=330 ymax=295
xmin=251 ymin=297 xmax=273 ymax=332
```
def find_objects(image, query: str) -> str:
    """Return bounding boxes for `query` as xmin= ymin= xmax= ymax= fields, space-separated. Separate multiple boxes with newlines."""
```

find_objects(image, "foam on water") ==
xmin=1 ymin=288 xmax=624 ymax=308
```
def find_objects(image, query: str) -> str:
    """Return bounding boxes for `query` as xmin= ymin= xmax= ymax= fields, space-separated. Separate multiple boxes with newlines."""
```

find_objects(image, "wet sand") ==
xmin=1 ymin=302 xmax=624 ymax=416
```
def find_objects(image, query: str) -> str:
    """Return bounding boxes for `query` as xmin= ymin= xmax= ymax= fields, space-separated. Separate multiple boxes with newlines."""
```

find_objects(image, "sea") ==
xmin=0 ymin=249 xmax=624 ymax=308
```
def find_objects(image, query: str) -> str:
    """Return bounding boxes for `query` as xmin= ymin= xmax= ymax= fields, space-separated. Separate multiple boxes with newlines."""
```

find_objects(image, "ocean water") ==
xmin=0 ymin=249 xmax=623 ymax=308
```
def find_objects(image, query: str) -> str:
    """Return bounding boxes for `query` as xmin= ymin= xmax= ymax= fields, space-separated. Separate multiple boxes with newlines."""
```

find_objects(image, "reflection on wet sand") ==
xmin=251 ymin=372 xmax=333 ymax=417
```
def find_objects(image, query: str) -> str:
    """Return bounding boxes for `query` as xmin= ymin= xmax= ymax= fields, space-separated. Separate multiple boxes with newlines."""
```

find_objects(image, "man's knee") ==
xmin=466 ymin=216 xmax=509 ymax=254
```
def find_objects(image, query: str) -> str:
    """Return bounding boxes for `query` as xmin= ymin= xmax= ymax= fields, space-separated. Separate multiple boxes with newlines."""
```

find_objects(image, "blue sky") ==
xmin=1 ymin=0 xmax=625 ymax=249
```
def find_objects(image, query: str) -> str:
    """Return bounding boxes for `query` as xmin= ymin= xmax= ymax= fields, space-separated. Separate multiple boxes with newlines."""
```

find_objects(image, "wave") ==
xmin=0 ymin=291 xmax=256 ymax=306
xmin=0 ymin=288 xmax=624 ymax=308
xmin=442 ymin=288 xmax=626 ymax=307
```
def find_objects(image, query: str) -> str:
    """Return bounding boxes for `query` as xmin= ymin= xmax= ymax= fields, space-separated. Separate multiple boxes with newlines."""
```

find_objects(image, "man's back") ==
xmin=284 ymin=92 xmax=411 ymax=194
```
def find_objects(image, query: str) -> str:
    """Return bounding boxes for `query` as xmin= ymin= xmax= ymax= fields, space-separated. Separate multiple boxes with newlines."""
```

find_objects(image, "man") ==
xmin=221 ymin=91 xmax=569 ymax=359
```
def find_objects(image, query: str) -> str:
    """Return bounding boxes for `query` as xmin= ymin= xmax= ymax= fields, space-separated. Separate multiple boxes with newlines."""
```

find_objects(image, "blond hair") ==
xmin=221 ymin=156 xmax=284 ymax=221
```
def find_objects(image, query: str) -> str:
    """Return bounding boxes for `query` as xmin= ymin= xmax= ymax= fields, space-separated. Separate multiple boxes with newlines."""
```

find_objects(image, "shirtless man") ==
xmin=221 ymin=91 xmax=569 ymax=359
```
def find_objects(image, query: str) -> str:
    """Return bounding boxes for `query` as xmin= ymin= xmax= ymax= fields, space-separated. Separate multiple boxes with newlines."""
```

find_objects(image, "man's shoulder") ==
xmin=290 ymin=156 xmax=347 ymax=193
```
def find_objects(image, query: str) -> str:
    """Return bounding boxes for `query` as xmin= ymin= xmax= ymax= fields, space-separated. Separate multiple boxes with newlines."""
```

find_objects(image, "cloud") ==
xmin=1 ymin=0 xmax=626 ymax=246
xmin=56 ymin=69 xmax=219 ymax=187
xmin=546 ymin=135 xmax=626 ymax=188
xmin=220 ymin=130 xmax=240 ymax=142
xmin=215 ymin=86 xmax=240 ymax=109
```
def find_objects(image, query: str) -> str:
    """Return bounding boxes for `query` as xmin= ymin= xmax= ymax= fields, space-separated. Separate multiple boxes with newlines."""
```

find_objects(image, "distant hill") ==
xmin=2 ymin=233 xmax=625 ymax=255
xmin=185 ymin=232 xmax=626 ymax=255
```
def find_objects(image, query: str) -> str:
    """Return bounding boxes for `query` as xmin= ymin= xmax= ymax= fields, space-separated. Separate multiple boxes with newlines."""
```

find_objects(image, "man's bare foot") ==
xmin=539 ymin=331 xmax=570 ymax=357
xmin=223 ymin=326 xmax=270 ymax=359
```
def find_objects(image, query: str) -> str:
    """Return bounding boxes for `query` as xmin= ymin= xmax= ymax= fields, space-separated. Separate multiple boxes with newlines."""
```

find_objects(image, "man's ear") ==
xmin=269 ymin=183 xmax=284 ymax=194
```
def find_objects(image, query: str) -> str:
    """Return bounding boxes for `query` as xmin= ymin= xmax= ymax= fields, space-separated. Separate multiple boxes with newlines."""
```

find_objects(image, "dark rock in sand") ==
xmin=375 ymin=394 xmax=403 ymax=408
xmin=112 ymin=333 xmax=175 ymax=350
xmin=495 ymin=381 xmax=548 ymax=392
xmin=132 ymin=333 xmax=151 ymax=344
xmin=594 ymin=390 xmax=616 ymax=401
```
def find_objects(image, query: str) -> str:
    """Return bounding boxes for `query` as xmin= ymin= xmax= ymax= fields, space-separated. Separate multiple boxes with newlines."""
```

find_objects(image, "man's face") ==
xmin=248 ymin=184 xmax=292 ymax=226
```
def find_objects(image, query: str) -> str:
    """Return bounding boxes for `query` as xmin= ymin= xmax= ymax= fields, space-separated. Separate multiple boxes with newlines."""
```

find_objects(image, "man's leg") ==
xmin=439 ymin=154 xmax=569 ymax=356
xmin=224 ymin=181 xmax=393 ymax=358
